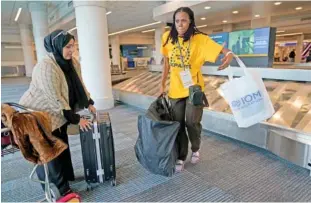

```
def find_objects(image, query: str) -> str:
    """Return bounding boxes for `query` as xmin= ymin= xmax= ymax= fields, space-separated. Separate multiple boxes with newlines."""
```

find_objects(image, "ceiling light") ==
xmin=165 ymin=26 xmax=170 ymax=29
xmin=276 ymin=32 xmax=303 ymax=37
xmin=5 ymin=45 xmax=22 ymax=49
xmin=274 ymin=2 xmax=282 ymax=5
xmin=201 ymin=17 xmax=206 ymax=20
xmin=108 ymin=21 xmax=162 ymax=36
xmin=255 ymin=14 xmax=260 ymax=18
xmin=14 ymin=8 xmax=22 ymax=22
xmin=232 ymin=11 xmax=239 ymax=14
xmin=142 ymin=29 xmax=155 ymax=33
xmin=106 ymin=11 xmax=112 ymax=15
xmin=295 ymin=7 xmax=302 ymax=10
xmin=196 ymin=25 xmax=207 ymax=28
xmin=222 ymin=20 xmax=227 ymax=23
xmin=276 ymin=30 xmax=285 ymax=33
xmin=204 ymin=6 xmax=211 ymax=10
xmin=137 ymin=46 xmax=148 ymax=49
xmin=68 ymin=27 xmax=77 ymax=32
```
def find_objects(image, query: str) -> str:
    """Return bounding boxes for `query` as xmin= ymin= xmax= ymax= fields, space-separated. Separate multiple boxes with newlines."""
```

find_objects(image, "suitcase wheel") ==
xmin=86 ymin=184 xmax=93 ymax=191
xmin=111 ymin=179 xmax=116 ymax=186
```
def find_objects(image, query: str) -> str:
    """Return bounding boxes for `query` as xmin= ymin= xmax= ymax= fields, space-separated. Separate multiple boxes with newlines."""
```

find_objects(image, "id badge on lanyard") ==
xmin=180 ymin=69 xmax=193 ymax=88
xmin=177 ymin=39 xmax=193 ymax=88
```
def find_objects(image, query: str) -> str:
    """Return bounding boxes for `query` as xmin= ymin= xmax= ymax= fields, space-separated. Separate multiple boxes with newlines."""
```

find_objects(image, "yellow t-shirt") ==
xmin=161 ymin=31 xmax=223 ymax=99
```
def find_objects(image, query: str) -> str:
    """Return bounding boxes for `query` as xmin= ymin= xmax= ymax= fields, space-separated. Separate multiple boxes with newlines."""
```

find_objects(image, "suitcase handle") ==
xmin=80 ymin=112 xmax=96 ymax=122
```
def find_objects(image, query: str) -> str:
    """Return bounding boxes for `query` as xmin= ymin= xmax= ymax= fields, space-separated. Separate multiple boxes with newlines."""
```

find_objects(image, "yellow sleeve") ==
xmin=202 ymin=35 xmax=223 ymax=63
xmin=161 ymin=31 xmax=170 ymax=57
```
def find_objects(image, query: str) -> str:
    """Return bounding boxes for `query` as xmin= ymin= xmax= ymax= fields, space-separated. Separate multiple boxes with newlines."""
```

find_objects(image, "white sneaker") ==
xmin=175 ymin=160 xmax=184 ymax=172
xmin=191 ymin=151 xmax=200 ymax=164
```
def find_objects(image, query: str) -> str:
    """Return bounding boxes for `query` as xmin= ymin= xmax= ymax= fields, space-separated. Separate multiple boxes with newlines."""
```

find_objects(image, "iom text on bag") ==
xmin=231 ymin=91 xmax=263 ymax=110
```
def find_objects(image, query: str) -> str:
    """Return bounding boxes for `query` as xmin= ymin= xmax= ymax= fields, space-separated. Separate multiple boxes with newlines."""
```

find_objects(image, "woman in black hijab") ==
xmin=20 ymin=29 xmax=96 ymax=196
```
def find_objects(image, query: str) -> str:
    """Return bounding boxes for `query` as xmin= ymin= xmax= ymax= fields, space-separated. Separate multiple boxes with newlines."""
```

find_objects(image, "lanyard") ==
xmin=176 ymin=38 xmax=200 ymax=84
xmin=176 ymin=38 xmax=191 ymax=70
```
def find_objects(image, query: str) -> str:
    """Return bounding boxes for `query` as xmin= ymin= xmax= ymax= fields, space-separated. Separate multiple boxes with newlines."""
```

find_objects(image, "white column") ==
xmin=74 ymin=1 xmax=114 ymax=110
xmin=155 ymin=25 xmax=166 ymax=65
xmin=295 ymin=34 xmax=304 ymax=63
xmin=28 ymin=2 xmax=49 ymax=61
xmin=19 ymin=24 xmax=36 ymax=77
xmin=111 ymin=35 xmax=120 ymax=67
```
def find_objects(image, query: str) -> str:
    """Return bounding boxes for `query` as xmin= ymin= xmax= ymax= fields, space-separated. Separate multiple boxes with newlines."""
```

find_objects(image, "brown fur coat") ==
xmin=1 ymin=104 xmax=67 ymax=164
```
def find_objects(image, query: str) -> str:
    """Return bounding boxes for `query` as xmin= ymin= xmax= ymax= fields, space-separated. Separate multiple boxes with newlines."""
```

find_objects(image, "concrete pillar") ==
xmin=74 ymin=1 xmax=114 ymax=110
xmin=155 ymin=25 xmax=166 ymax=65
xmin=111 ymin=35 xmax=120 ymax=67
xmin=295 ymin=34 xmax=304 ymax=63
xmin=19 ymin=24 xmax=36 ymax=77
xmin=28 ymin=2 xmax=49 ymax=61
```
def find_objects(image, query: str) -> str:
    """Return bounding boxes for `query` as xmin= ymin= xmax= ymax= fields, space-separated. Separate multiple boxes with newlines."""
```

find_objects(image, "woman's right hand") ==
xmin=160 ymin=84 xmax=166 ymax=96
xmin=79 ymin=118 xmax=92 ymax=132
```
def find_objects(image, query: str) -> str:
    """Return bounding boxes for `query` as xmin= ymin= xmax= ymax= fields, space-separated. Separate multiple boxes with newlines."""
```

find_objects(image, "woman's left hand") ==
xmin=218 ymin=52 xmax=233 ymax=71
xmin=88 ymin=104 xmax=96 ymax=114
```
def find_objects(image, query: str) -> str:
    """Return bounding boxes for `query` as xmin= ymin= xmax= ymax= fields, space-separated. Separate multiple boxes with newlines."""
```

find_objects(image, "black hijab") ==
xmin=44 ymin=30 xmax=89 ymax=109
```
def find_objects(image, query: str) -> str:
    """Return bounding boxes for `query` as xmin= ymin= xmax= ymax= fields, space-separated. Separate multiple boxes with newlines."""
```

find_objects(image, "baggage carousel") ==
xmin=113 ymin=66 xmax=311 ymax=173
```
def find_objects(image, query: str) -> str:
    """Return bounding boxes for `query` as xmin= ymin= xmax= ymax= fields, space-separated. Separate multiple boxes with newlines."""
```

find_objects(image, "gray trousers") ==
xmin=169 ymin=97 xmax=204 ymax=161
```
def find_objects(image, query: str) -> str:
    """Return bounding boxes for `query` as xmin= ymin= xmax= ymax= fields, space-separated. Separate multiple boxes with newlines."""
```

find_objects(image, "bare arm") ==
xmin=218 ymin=47 xmax=234 ymax=70
xmin=160 ymin=57 xmax=170 ymax=94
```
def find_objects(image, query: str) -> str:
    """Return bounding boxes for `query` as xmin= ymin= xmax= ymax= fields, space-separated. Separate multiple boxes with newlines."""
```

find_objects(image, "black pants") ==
xmin=36 ymin=124 xmax=75 ymax=195
xmin=170 ymin=97 xmax=204 ymax=161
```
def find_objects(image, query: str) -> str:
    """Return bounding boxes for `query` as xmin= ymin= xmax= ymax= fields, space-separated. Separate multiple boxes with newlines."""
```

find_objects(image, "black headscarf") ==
xmin=44 ymin=29 xmax=89 ymax=109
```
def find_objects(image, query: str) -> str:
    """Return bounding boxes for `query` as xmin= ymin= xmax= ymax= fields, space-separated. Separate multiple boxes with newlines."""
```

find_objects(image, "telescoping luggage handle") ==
xmin=90 ymin=112 xmax=104 ymax=183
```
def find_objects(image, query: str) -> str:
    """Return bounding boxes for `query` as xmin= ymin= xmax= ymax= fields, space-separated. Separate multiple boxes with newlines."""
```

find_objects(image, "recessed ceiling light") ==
xmin=222 ymin=20 xmax=227 ymax=23
xmin=232 ymin=11 xmax=239 ymax=14
xmin=295 ymin=7 xmax=302 ymax=10
xmin=5 ymin=45 xmax=22 ymax=49
xmin=14 ymin=8 xmax=22 ymax=22
xmin=142 ymin=29 xmax=155 ymax=33
xmin=106 ymin=11 xmax=112 ymax=15
xmin=255 ymin=14 xmax=260 ymax=18
xmin=68 ymin=27 xmax=77 ymax=32
xmin=109 ymin=21 xmax=161 ymax=36
xmin=196 ymin=25 xmax=207 ymax=28
xmin=201 ymin=17 xmax=206 ymax=20
xmin=204 ymin=6 xmax=211 ymax=10
xmin=274 ymin=2 xmax=282 ymax=5
xmin=276 ymin=32 xmax=303 ymax=37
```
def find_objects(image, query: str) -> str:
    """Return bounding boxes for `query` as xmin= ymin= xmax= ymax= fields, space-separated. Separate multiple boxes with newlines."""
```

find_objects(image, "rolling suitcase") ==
xmin=79 ymin=110 xmax=116 ymax=190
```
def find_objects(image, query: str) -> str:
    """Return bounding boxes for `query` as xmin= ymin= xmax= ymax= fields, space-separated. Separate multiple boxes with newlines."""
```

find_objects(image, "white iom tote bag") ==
xmin=219 ymin=55 xmax=275 ymax=128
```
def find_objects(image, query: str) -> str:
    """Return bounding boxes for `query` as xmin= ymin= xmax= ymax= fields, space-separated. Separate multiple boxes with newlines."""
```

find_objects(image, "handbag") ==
xmin=189 ymin=83 xmax=209 ymax=106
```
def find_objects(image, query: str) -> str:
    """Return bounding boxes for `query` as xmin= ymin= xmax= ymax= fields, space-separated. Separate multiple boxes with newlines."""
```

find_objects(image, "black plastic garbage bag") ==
xmin=135 ymin=95 xmax=180 ymax=177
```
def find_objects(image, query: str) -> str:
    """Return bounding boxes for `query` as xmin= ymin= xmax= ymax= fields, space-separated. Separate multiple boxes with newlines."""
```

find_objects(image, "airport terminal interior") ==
xmin=1 ymin=1 xmax=311 ymax=202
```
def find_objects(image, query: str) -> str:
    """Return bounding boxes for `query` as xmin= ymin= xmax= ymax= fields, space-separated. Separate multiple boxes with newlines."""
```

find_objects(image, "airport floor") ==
xmin=2 ymin=77 xmax=311 ymax=202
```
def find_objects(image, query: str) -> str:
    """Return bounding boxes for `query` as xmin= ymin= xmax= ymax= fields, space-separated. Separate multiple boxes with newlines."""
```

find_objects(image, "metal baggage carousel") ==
xmin=113 ymin=65 xmax=311 ymax=173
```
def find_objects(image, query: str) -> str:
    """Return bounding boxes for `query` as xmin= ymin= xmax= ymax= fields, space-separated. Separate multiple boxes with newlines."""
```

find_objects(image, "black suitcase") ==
xmin=79 ymin=111 xmax=116 ymax=190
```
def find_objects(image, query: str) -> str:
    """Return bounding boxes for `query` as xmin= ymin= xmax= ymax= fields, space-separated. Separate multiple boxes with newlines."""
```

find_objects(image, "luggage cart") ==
xmin=1 ymin=103 xmax=61 ymax=202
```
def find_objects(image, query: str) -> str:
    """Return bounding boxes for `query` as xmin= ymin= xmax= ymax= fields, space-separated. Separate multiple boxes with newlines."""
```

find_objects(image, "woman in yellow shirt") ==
xmin=160 ymin=7 xmax=233 ymax=172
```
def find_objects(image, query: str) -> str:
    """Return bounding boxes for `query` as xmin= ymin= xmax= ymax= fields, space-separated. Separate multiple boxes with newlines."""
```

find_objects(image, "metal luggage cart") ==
xmin=1 ymin=102 xmax=61 ymax=202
